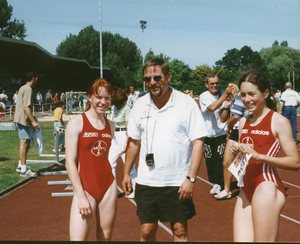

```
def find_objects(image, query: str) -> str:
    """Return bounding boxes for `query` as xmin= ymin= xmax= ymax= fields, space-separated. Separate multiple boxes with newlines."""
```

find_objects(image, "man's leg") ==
xmin=170 ymin=221 xmax=188 ymax=242
xmin=290 ymin=108 xmax=298 ymax=143
xmin=140 ymin=222 xmax=158 ymax=241
xmin=19 ymin=139 xmax=30 ymax=166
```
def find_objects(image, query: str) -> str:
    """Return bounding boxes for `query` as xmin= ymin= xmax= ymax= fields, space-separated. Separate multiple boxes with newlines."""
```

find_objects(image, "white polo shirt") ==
xmin=127 ymin=88 xmax=208 ymax=187
xmin=199 ymin=90 xmax=226 ymax=137
xmin=280 ymin=89 xmax=300 ymax=106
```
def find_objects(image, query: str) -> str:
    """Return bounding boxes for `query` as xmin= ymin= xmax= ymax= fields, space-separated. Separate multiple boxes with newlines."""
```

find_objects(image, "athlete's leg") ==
xmin=233 ymin=189 xmax=253 ymax=242
xmin=140 ymin=222 xmax=158 ymax=241
xmin=96 ymin=180 xmax=118 ymax=240
xmin=170 ymin=221 xmax=188 ymax=242
xmin=223 ymin=139 xmax=237 ymax=192
xmin=251 ymin=181 xmax=286 ymax=242
xmin=69 ymin=191 xmax=97 ymax=241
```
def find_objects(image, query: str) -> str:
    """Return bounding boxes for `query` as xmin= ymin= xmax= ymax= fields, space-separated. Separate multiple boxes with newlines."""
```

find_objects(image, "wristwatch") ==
xmin=186 ymin=175 xmax=196 ymax=183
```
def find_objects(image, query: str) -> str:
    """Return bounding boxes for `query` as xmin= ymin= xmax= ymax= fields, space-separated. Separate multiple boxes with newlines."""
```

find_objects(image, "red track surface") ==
xmin=0 ymin=123 xmax=300 ymax=242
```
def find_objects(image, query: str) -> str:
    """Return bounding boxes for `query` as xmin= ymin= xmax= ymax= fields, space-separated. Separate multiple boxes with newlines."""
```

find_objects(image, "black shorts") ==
xmin=135 ymin=183 xmax=195 ymax=224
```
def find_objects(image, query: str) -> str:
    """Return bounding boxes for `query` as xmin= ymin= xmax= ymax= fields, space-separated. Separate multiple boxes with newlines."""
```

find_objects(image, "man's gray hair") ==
xmin=285 ymin=81 xmax=292 ymax=88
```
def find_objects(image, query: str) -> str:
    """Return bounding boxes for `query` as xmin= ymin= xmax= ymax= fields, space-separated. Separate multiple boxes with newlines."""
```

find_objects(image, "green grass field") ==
xmin=0 ymin=121 xmax=59 ymax=192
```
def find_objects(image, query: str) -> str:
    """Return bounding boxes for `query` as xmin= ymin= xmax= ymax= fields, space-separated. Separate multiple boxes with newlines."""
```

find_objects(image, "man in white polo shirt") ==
xmin=199 ymin=74 xmax=236 ymax=196
xmin=122 ymin=58 xmax=207 ymax=242
xmin=280 ymin=81 xmax=300 ymax=144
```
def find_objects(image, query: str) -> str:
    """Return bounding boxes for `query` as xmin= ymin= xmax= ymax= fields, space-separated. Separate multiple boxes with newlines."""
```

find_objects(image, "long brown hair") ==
xmin=238 ymin=69 xmax=276 ymax=110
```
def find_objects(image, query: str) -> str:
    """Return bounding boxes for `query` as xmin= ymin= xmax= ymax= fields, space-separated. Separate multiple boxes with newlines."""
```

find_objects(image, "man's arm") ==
xmin=24 ymin=106 xmax=38 ymax=128
xmin=122 ymin=137 xmax=141 ymax=195
xmin=178 ymin=138 xmax=204 ymax=200
xmin=207 ymin=84 xmax=235 ymax=112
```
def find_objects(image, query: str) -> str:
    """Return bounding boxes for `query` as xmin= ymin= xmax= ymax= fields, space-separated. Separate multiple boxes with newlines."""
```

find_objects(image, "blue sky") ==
xmin=7 ymin=0 xmax=300 ymax=68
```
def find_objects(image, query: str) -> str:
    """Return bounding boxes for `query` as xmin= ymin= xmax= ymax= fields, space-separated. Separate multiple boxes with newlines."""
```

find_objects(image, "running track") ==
xmin=0 ymin=124 xmax=299 ymax=241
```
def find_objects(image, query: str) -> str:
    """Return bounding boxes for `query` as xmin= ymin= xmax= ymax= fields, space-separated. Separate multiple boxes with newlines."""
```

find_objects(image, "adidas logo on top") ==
xmin=250 ymin=130 xmax=269 ymax=136
xmin=83 ymin=132 xmax=98 ymax=138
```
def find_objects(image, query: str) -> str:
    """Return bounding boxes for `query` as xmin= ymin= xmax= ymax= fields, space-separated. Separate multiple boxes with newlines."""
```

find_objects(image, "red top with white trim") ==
xmin=78 ymin=113 xmax=114 ymax=202
xmin=239 ymin=110 xmax=286 ymax=202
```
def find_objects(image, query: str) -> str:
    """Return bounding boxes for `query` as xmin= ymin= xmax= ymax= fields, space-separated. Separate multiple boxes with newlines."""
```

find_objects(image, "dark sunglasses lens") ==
xmin=143 ymin=76 xmax=162 ymax=82
xmin=153 ymin=76 xmax=162 ymax=81
xmin=143 ymin=77 xmax=151 ymax=82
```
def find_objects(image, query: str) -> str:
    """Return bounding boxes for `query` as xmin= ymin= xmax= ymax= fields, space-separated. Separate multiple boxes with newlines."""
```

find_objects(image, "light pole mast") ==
xmin=99 ymin=0 xmax=103 ymax=78
xmin=140 ymin=20 xmax=147 ymax=91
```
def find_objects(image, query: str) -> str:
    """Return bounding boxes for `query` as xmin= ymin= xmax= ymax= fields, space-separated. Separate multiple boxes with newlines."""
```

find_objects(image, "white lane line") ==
xmin=280 ymin=214 xmax=300 ymax=225
xmin=117 ymin=186 xmax=173 ymax=236
xmin=196 ymin=176 xmax=212 ymax=186
xmin=283 ymin=181 xmax=300 ymax=189
xmin=196 ymin=175 xmax=300 ymax=225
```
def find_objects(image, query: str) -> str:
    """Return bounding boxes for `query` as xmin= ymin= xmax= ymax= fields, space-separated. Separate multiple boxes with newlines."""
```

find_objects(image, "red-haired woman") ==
xmin=65 ymin=78 xmax=117 ymax=241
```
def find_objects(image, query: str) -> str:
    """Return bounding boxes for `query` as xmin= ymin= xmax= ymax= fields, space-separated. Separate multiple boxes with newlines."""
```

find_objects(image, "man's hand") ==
xmin=178 ymin=179 xmax=194 ymax=200
xmin=122 ymin=174 xmax=133 ymax=196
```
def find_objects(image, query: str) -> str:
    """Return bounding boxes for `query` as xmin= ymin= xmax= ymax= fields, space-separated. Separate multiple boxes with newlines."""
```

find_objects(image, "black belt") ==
xmin=116 ymin=127 xmax=126 ymax=132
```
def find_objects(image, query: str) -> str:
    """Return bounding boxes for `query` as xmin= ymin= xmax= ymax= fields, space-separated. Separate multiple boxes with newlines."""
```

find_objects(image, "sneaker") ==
xmin=16 ymin=167 xmax=21 ymax=173
xmin=20 ymin=169 xmax=37 ymax=178
xmin=16 ymin=165 xmax=30 ymax=173
xmin=214 ymin=190 xmax=232 ymax=200
xmin=210 ymin=184 xmax=221 ymax=195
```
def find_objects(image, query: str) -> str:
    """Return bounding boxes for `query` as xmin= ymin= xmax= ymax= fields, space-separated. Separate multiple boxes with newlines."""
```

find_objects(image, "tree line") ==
xmin=1 ymin=0 xmax=299 ymax=94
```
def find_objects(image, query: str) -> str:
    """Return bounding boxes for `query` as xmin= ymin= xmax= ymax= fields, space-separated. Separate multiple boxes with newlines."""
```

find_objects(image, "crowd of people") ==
xmin=10 ymin=59 xmax=300 ymax=242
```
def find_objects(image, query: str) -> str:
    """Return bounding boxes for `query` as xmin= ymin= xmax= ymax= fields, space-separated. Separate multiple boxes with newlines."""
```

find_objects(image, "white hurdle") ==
xmin=51 ymin=192 xmax=74 ymax=197
xmin=45 ymin=125 xmax=74 ymax=197
xmin=47 ymin=180 xmax=71 ymax=185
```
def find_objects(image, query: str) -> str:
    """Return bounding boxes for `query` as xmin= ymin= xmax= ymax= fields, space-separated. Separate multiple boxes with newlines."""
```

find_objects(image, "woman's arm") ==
xmin=65 ymin=116 xmax=92 ymax=217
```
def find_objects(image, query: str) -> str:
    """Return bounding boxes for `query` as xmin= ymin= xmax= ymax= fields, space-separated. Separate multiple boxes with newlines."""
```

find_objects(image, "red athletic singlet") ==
xmin=78 ymin=113 xmax=114 ymax=202
xmin=239 ymin=110 xmax=286 ymax=202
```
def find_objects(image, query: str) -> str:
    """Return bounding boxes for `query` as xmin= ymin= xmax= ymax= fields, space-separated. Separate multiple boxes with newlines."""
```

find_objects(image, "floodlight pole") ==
xmin=292 ymin=70 xmax=295 ymax=90
xmin=99 ymin=0 xmax=103 ymax=78
xmin=140 ymin=20 xmax=147 ymax=91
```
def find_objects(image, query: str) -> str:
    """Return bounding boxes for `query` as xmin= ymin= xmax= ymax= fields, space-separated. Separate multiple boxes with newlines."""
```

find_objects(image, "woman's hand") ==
xmin=238 ymin=143 xmax=262 ymax=160
xmin=77 ymin=194 xmax=92 ymax=219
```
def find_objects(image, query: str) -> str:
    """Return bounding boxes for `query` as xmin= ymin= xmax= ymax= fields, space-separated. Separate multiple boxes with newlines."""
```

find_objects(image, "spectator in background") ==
xmin=13 ymin=89 xmax=19 ymax=105
xmin=53 ymin=93 xmax=59 ymax=106
xmin=199 ymin=74 xmax=236 ymax=195
xmin=126 ymin=84 xmax=140 ymax=109
xmin=45 ymin=88 xmax=52 ymax=103
xmin=280 ymin=81 xmax=300 ymax=144
xmin=60 ymin=92 xmax=66 ymax=103
xmin=274 ymin=90 xmax=281 ymax=103
xmin=13 ymin=71 xmax=39 ymax=177
xmin=215 ymin=88 xmax=247 ymax=200
xmin=53 ymin=100 xmax=65 ymax=152
xmin=0 ymin=88 xmax=8 ymax=105
xmin=36 ymin=91 xmax=43 ymax=111
xmin=108 ymin=88 xmax=137 ymax=198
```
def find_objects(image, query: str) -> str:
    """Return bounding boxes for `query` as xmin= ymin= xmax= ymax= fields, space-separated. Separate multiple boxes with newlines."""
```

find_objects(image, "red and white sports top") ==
xmin=78 ymin=113 xmax=114 ymax=202
xmin=239 ymin=110 xmax=286 ymax=202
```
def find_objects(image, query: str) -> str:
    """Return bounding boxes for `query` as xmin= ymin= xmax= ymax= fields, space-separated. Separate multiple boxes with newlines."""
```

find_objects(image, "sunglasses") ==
xmin=143 ymin=75 xmax=162 ymax=82
xmin=208 ymin=82 xmax=219 ymax=87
